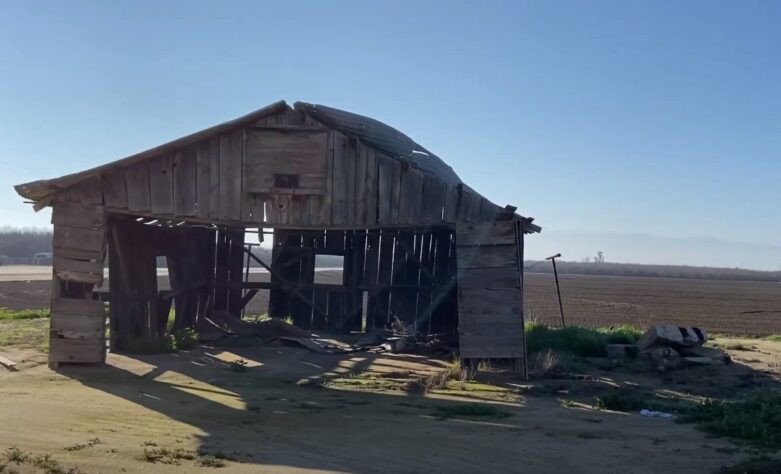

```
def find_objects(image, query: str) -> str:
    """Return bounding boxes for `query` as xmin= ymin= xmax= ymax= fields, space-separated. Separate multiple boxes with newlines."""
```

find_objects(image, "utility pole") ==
xmin=545 ymin=253 xmax=566 ymax=328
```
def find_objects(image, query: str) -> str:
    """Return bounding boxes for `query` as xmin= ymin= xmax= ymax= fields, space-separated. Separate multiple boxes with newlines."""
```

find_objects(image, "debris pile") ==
xmin=606 ymin=324 xmax=729 ymax=372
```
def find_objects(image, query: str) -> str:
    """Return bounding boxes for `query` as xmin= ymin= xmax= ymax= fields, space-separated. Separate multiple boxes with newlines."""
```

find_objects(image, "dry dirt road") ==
xmin=2 ymin=341 xmax=777 ymax=474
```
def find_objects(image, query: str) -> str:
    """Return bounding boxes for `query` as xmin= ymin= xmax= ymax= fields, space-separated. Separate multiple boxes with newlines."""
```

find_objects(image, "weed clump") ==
xmin=680 ymin=394 xmax=781 ymax=448
xmin=230 ymin=359 xmax=248 ymax=373
xmin=594 ymin=391 xmax=649 ymax=412
xmin=525 ymin=324 xmax=642 ymax=357
xmin=174 ymin=328 xmax=199 ymax=350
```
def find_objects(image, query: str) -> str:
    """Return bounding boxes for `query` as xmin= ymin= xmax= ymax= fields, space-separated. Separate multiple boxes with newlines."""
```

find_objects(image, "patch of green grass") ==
xmin=525 ymin=324 xmax=642 ymax=357
xmin=197 ymin=455 xmax=227 ymax=468
xmin=0 ymin=308 xmax=50 ymax=320
xmin=766 ymin=335 xmax=781 ymax=342
xmin=140 ymin=447 xmax=197 ymax=465
xmin=433 ymin=403 xmax=512 ymax=420
xmin=0 ymin=318 xmax=49 ymax=351
xmin=173 ymin=328 xmax=199 ymax=350
xmin=594 ymin=391 xmax=649 ymax=412
xmin=679 ymin=394 xmax=781 ymax=448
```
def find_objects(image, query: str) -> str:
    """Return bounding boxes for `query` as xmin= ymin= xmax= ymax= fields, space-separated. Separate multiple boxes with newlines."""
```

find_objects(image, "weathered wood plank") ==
xmin=457 ymin=221 xmax=516 ymax=246
xmin=364 ymin=147 xmax=378 ymax=226
xmin=173 ymin=149 xmax=197 ymax=216
xmin=125 ymin=164 xmax=151 ymax=212
xmin=456 ymin=244 xmax=517 ymax=269
xmin=331 ymin=132 xmax=349 ymax=225
xmin=53 ymin=225 xmax=104 ymax=252
xmin=458 ymin=312 xmax=524 ymax=333
xmin=244 ymin=127 xmax=328 ymax=195
xmin=48 ymin=337 xmax=104 ymax=364
xmin=354 ymin=143 xmax=368 ymax=225
xmin=77 ymin=176 xmax=104 ymax=205
xmin=53 ymin=298 xmax=105 ymax=317
xmin=52 ymin=203 xmax=104 ymax=229
xmin=196 ymin=137 xmax=220 ymax=219
xmin=390 ymin=158 xmax=402 ymax=224
xmin=459 ymin=335 xmax=525 ymax=359
xmin=457 ymin=267 xmax=520 ymax=289
xmin=345 ymin=138 xmax=356 ymax=227
xmin=377 ymin=155 xmax=394 ymax=225
xmin=443 ymin=184 xmax=460 ymax=223
xmin=149 ymin=155 xmax=174 ymax=215
xmin=421 ymin=175 xmax=445 ymax=225
xmin=54 ymin=257 xmax=104 ymax=284
xmin=312 ymin=130 xmax=334 ymax=226
xmin=102 ymin=171 xmax=127 ymax=209
xmin=219 ymin=129 xmax=244 ymax=221
xmin=51 ymin=314 xmax=105 ymax=339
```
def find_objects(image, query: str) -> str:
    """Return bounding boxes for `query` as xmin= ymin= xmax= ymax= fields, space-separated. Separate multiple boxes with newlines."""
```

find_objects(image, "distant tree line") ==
xmin=0 ymin=227 xmax=52 ymax=258
xmin=525 ymin=260 xmax=781 ymax=282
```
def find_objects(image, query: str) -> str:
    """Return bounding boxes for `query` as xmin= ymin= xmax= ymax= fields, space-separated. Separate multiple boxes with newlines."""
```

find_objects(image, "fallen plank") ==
xmin=0 ymin=354 xmax=18 ymax=371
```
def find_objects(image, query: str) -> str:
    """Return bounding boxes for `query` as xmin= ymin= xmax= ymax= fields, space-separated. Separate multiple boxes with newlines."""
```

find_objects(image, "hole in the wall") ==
xmin=314 ymin=254 xmax=344 ymax=285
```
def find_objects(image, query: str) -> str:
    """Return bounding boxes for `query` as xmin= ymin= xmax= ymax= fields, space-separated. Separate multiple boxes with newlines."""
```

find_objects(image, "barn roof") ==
xmin=294 ymin=102 xmax=462 ymax=186
xmin=13 ymin=100 xmax=538 ymax=231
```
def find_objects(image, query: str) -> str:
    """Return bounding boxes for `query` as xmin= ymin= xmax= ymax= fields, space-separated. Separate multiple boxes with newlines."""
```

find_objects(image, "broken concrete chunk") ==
xmin=637 ymin=325 xmax=707 ymax=351
xmin=639 ymin=346 xmax=682 ymax=372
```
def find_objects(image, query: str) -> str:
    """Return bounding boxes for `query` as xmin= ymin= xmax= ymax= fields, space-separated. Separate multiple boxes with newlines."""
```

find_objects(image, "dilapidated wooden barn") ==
xmin=14 ymin=100 xmax=540 ymax=372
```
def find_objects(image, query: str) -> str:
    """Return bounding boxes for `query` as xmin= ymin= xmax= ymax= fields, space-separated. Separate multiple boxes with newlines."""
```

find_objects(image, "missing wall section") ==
xmin=314 ymin=254 xmax=344 ymax=284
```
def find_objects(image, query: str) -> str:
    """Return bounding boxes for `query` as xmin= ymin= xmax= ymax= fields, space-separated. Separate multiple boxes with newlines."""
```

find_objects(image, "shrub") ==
xmin=679 ymin=394 xmax=781 ymax=448
xmin=174 ymin=328 xmax=199 ymax=350
xmin=525 ymin=324 xmax=642 ymax=358
xmin=594 ymin=391 xmax=648 ymax=412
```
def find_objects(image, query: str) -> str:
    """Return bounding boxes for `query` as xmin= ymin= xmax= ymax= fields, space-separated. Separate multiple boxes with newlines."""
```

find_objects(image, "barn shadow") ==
xmin=57 ymin=343 xmax=527 ymax=472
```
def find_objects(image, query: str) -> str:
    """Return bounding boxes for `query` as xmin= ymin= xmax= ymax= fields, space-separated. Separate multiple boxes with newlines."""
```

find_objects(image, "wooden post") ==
xmin=546 ymin=253 xmax=565 ymax=328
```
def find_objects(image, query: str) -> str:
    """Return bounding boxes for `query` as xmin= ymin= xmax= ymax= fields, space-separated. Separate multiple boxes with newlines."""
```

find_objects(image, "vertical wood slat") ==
xmin=196 ymin=137 xmax=220 ymax=219
xmin=398 ymin=167 xmax=423 ymax=225
xmin=331 ymin=133 xmax=352 ymax=225
xmin=219 ymin=129 xmax=244 ymax=221
xmin=377 ymin=155 xmax=393 ymax=225
xmin=126 ymin=163 xmax=151 ymax=212
xmin=312 ymin=130 xmax=334 ymax=226
xmin=102 ymin=171 xmax=128 ymax=209
xmin=173 ymin=149 xmax=197 ymax=216
xmin=354 ymin=144 xmax=368 ymax=225
xmin=149 ymin=154 xmax=174 ymax=215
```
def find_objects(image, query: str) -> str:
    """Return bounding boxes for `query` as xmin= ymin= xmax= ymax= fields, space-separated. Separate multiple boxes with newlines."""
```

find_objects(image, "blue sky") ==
xmin=1 ymin=1 xmax=779 ymax=268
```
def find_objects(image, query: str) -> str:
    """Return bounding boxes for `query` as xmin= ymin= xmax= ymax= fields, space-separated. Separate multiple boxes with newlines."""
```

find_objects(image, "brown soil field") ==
xmin=1 ymin=271 xmax=779 ymax=336
xmin=525 ymin=273 xmax=781 ymax=336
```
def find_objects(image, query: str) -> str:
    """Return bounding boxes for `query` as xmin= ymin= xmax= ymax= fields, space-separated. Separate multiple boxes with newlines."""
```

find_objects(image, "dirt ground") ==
xmin=1 ymin=336 xmax=780 ymax=473
xmin=1 ymin=269 xmax=780 ymax=336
